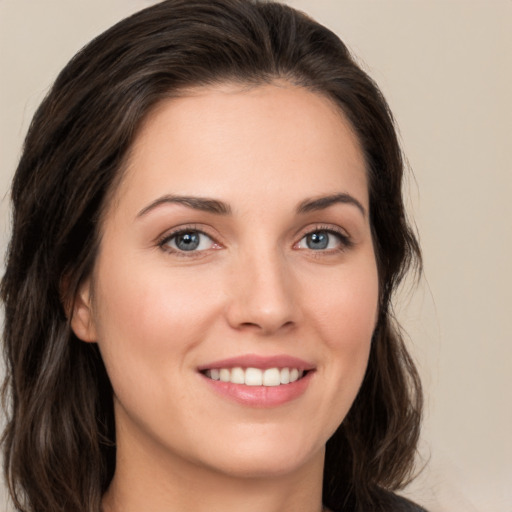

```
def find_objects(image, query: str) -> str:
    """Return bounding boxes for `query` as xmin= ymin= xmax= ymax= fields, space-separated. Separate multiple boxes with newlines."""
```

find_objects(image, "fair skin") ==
xmin=71 ymin=82 xmax=379 ymax=512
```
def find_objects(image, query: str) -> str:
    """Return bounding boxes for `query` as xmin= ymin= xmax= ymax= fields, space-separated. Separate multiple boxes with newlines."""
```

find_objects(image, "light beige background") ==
xmin=1 ymin=1 xmax=511 ymax=511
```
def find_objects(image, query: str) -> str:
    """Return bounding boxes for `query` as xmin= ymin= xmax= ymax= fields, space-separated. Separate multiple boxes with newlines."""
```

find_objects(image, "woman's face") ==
xmin=73 ymin=83 xmax=379 ymax=480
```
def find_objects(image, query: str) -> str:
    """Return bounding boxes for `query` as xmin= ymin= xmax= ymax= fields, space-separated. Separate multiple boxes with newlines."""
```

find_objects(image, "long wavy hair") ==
xmin=1 ymin=1 xmax=422 ymax=511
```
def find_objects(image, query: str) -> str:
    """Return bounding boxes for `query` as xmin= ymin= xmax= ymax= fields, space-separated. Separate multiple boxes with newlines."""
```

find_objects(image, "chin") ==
xmin=197 ymin=431 xmax=325 ymax=479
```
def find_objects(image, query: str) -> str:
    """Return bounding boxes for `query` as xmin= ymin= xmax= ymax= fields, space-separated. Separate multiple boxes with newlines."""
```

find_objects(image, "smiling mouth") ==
xmin=201 ymin=367 xmax=309 ymax=386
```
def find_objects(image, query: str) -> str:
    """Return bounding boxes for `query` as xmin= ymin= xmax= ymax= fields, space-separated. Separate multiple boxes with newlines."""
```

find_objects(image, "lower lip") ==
xmin=201 ymin=371 xmax=314 ymax=407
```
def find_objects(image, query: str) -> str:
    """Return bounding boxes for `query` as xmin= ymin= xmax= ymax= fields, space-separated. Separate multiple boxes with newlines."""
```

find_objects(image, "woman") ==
xmin=1 ymin=1 xmax=425 ymax=511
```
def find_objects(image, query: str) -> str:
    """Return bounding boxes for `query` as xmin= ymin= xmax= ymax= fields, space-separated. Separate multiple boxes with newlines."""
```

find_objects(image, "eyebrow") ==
xmin=136 ymin=195 xmax=232 ymax=218
xmin=136 ymin=192 xmax=366 ymax=219
xmin=297 ymin=193 xmax=366 ymax=217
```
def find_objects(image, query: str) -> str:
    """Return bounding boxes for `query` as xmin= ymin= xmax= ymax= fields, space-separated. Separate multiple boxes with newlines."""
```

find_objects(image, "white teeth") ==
xmin=231 ymin=367 xmax=245 ymax=384
xmin=245 ymin=367 xmax=263 ymax=386
xmin=205 ymin=367 xmax=307 ymax=386
xmin=263 ymin=368 xmax=280 ymax=386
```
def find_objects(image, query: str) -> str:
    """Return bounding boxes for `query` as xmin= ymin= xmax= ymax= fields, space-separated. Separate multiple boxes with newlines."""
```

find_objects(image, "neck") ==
xmin=102 ymin=424 xmax=325 ymax=512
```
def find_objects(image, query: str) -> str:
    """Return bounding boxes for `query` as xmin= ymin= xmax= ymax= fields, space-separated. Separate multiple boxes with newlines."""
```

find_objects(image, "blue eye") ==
xmin=297 ymin=230 xmax=346 ymax=251
xmin=161 ymin=230 xmax=215 ymax=252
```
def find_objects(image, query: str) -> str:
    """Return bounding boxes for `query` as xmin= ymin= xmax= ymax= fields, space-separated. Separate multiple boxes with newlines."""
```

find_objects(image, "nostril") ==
xmin=236 ymin=319 xmax=296 ymax=335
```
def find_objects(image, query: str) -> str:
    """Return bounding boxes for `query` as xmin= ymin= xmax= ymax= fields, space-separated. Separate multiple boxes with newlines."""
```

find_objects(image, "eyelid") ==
xmin=155 ymin=223 xmax=353 ymax=257
xmin=156 ymin=225 xmax=222 ymax=256
xmin=294 ymin=224 xmax=353 ymax=251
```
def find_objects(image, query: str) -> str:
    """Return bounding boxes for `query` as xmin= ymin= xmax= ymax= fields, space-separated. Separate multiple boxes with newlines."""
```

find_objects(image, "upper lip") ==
xmin=197 ymin=354 xmax=316 ymax=372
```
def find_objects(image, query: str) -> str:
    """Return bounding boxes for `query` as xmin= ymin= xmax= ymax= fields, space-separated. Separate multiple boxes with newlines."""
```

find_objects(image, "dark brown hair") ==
xmin=1 ymin=1 xmax=422 ymax=511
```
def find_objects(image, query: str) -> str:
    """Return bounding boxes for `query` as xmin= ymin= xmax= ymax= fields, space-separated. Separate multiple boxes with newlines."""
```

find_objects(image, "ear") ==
xmin=69 ymin=279 xmax=98 ymax=343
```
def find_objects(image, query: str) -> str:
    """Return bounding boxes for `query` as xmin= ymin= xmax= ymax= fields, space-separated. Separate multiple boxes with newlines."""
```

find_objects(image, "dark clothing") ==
xmin=383 ymin=493 xmax=427 ymax=511
xmin=329 ymin=490 xmax=428 ymax=512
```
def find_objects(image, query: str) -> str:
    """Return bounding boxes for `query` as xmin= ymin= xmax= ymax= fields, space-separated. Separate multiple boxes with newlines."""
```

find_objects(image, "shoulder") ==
xmin=384 ymin=492 xmax=428 ymax=512
xmin=327 ymin=489 xmax=428 ymax=512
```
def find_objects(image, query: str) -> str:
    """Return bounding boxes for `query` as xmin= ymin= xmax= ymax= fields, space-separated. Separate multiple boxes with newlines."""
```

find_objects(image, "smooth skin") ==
xmin=71 ymin=82 xmax=379 ymax=512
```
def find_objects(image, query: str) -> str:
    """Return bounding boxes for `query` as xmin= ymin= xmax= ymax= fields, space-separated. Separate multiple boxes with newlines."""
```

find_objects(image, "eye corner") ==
xmin=157 ymin=226 xmax=222 ymax=257
xmin=294 ymin=225 xmax=353 ymax=253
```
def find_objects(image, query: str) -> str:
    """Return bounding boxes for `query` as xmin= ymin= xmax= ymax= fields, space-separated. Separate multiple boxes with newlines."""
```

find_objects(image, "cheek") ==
xmin=95 ymin=250 xmax=218 ymax=330
xmin=312 ymin=261 xmax=379 ymax=345
xmin=90 ymin=253 xmax=225 ymax=386
xmin=307 ymin=255 xmax=379 ymax=397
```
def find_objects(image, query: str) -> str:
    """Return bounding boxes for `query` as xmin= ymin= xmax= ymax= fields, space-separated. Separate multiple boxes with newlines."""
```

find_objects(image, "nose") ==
xmin=225 ymin=247 xmax=298 ymax=335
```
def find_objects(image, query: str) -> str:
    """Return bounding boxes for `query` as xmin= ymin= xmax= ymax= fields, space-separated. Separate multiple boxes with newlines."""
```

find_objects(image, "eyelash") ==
xmin=157 ymin=226 xmax=218 ymax=258
xmin=157 ymin=224 xmax=353 ymax=257
xmin=296 ymin=225 xmax=353 ymax=253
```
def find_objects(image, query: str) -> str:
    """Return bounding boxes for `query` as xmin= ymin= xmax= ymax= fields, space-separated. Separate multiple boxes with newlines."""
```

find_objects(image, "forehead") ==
xmin=111 ymin=82 xmax=368 ymax=219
